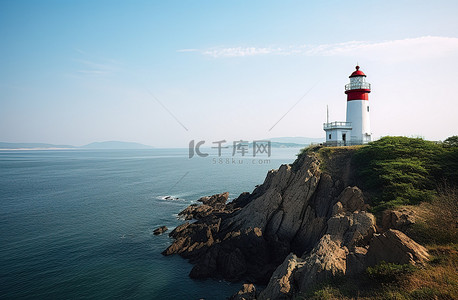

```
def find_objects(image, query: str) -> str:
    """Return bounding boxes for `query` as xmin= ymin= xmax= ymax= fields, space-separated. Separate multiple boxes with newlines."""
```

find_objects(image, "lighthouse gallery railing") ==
xmin=345 ymin=82 xmax=371 ymax=90
xmin=323 ymin=121 xmax=352 ymax=130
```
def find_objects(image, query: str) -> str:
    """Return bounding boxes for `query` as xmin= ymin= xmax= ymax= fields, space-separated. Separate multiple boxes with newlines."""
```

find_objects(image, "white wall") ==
xmin=346 ymin=100 xmax=371 ymax=143
xmin=325 ymin=128 xmax=351 ymax=145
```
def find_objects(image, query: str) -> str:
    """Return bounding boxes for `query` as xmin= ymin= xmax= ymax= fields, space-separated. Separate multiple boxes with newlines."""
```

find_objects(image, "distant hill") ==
xmin=80 ymin=141 xmax=153 ymax=149
xmin=0 ymin=142 xmax=75 ymax=149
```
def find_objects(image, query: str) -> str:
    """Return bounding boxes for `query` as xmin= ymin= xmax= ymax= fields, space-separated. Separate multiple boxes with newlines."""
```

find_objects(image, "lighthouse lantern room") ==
xmin=324 ymin=65 xmax=372 ymax=146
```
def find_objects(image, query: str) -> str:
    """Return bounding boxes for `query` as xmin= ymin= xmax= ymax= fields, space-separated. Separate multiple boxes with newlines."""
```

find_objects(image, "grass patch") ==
xmin=366 ymin=262 xmax=416 ymax=283
xmin=309 ymin=286 xmax=343 ymax=299
xmin=353 ymin=136 xmax=458 ymax=211
xmin=408 ymin=184 xmax=458 ymax=245
xmin=401 ymin=244 xmax=458 ymax=299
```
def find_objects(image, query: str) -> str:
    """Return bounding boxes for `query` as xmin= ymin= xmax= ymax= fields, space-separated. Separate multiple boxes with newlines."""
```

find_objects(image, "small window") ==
xmin=329 ymin=134 xmax=331 ymax=139
xmin=367 ymin=106 xmax=370 ymax=112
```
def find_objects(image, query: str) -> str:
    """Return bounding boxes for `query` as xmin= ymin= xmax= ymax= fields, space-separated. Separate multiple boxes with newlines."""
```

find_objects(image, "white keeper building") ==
xmin=324 ymin=65 xmax=372 ymax=146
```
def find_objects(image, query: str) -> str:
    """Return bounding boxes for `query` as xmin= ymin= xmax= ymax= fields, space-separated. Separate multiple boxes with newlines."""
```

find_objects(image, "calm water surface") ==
xmin=0 ymin=148 xmax=300 ymax=299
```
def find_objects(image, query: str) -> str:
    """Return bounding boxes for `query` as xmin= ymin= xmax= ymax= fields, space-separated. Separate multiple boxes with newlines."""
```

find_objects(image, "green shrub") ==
xmin=409 ymin=287 xmax=452 ymax=300
xmin=443 ymin=135 xmax=458 ymax=148
xmin=306 ymin=286 xmax=343 ymax=299
xmin=436 ymin=147 xmax=458 ymax=184
xmin=366 ymin=262 xmax=416 ymax=283
xmin=380 ymin=290 xmax=409 ymax=300
xmin=353 ymin=136 xmax=454 ymax=211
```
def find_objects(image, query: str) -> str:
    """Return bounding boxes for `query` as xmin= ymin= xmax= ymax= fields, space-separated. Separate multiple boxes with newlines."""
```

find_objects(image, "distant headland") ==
xmin=0 ymin=141 xmax=154 ymax=150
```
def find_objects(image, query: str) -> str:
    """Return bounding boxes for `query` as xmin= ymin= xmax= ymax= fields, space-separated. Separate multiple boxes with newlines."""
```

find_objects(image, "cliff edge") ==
xmin=162 ymin=145 xmax=434 ymax=298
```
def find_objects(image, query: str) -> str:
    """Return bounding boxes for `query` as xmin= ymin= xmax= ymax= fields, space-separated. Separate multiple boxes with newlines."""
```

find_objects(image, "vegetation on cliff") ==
xmin=354 ymin=136 xmax=458 ymax=211
xmin=298 ymin=135 xmax=458 ymax=212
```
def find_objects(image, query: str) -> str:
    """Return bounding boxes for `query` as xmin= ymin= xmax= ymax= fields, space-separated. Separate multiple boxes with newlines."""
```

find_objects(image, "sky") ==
xmin=1 ymin=0 xmax=458 ymax=147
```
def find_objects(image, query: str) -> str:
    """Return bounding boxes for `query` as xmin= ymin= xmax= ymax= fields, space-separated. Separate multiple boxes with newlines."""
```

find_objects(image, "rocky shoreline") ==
xmin=161 ymin=150 xmax=429 ymax=299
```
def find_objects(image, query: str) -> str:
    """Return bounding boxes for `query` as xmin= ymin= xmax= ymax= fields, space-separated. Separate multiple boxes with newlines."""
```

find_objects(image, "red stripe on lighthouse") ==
xmin=345 ymin=89 xmax=370 ymax=101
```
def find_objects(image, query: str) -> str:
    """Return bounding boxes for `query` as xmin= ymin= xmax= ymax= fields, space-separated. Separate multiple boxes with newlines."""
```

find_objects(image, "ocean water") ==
xmin=0 ymin=148 xmax=301 ymax=299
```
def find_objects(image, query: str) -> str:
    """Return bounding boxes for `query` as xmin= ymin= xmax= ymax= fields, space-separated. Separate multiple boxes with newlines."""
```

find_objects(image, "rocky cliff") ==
xmin=162 ymin=147 xmax=429 ymax=299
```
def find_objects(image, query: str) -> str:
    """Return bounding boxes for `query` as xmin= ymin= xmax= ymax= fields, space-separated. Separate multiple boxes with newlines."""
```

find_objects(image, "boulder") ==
xmin=338 ymin=186 xmax=366 ymax=212
xmin=179 ymin=204 xmax=214 ymax=220
xmin=179 ymin=192 xmax=230 ymax=220
xmin=381 ymin=207 xmax=417 ymax=232
xmin=366 ymin=229 xmax=429 ymax=267
xmin=258 ymin=253 xmax=303 ymax=300
xmin=346 ymin=246 xmax=368 ymax=276
xmin=230 ymin=283 xmax=257 ymax=300
xmin=153 ymin=226 xmax=168 ymax=235
xmin=296 ymin=235 xmax=348 ymax=292
xmin=327 ymin=210 xmax=376 ymax=248
xmin=198 ymin=192 xmax=229 ymax=207
xmin=162 ymin=219 xmax=220 ymax=257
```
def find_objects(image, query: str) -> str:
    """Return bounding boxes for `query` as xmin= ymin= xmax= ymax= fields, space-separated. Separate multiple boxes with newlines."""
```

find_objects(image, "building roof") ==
xmin=349 ymin=65 xmax=366 ymax=77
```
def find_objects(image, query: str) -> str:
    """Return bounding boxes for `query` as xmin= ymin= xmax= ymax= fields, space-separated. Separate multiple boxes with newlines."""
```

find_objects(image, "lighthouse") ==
xmin=323 ymin=65 xmax=372 ymax=146
xmin=345 ymin=66 xmax=371 ymax=144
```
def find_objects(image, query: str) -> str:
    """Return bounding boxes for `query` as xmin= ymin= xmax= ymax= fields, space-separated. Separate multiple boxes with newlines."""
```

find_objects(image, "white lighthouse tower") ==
xmin=323 ymin=65 xmax=372 ymax=146
xmin=345 ymin=65 xmax=371 ymax=144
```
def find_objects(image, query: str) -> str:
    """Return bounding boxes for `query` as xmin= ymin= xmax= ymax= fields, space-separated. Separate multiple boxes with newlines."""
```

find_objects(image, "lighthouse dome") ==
xmin=349 ymin=65 xmax=366 ymax=78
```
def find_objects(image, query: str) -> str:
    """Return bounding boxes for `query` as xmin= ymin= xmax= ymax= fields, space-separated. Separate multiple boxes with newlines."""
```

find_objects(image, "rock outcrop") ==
xmin=366 ymin=229 xmax=429 ymax=266
xmin=178 ymin=192 xmax=229 ymax=220
xmin=257 ymin=186 xmax=378 ymax=298
xmin=381 ymin=207 xmax=418 ymax=232
xmin=230 ymin=283 xmax=257 ymax=300
xmin=258 ymin=253 xmax=303 ymax=300
xmin=296 ymin=234 xmax=348 ymax=292
xmin=153 ymin=226 xmax=168 ymax=235
xmin=259 ymin=226 xmax=429 ymax=300
xmin=161 ymin=149 xmax=430 ymax=299
xmin=337 ymin=186 xmax=368 ymax=212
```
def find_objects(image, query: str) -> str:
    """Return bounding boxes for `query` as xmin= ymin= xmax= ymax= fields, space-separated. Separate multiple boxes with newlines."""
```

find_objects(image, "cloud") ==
xmin=189 ymin=36 xmax=458 ymax=61
xmin=203 ymin=47 xmax=276 ymax=57
xmin=311 ymin=36 xmax=458 ymax=61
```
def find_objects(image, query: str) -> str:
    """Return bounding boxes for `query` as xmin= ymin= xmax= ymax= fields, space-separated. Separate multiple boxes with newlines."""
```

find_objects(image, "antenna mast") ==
xmin=326 ymin=105 xmax=329 ymax=123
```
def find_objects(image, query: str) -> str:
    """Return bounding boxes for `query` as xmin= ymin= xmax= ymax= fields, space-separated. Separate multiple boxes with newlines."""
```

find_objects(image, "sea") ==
xmin=0 ymin=148 xmax=301 ymax=299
